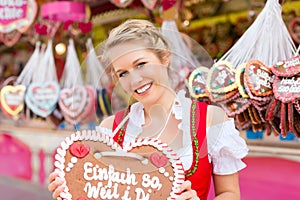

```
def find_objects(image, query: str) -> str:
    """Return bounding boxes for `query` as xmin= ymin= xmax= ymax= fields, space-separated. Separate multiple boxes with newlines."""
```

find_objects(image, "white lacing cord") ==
xmin=94 ymin=150 xmax=148 ymax=165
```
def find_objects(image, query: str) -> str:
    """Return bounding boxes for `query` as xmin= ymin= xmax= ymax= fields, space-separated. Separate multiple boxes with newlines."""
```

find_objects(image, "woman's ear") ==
xmin=162 ymin=50 xmax=171 ymax=67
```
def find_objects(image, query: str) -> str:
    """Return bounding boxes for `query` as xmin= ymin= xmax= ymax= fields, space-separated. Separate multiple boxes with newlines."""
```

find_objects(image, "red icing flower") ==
xmin=78 ymin=22 xmax=92 ymax=34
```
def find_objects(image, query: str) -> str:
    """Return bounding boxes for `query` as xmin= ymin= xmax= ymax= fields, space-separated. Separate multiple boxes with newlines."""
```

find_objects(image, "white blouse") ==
xmin=97 ymin=90 xmax=248 ymax=175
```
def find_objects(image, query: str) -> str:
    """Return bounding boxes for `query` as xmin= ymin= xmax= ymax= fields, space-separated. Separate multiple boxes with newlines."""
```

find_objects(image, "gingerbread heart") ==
xmin=206 ymin=60 xmax=237 ymax=94
xmin=59 ymin=86 xmax=87 ymax=119
xmin=25 ymin=81 xmax=60 ymax=118
xmin=0 ymin=85 xmax=26 ymax=117
xmin=54 ymin=130 xmax=185 ymax=200
xmin=288 ymin=17 xmax=300 ymax=44
xmin=244 ymin=60 xmax=274 ymax=100
xmin=272 ymin=55 xmax=300 ymax=77
xmin=273 ymin=75 xmax=300 ymax=103
xmin=235 ymin=63 xmax=249 ymax=98
xmin=188 ymin=67 xmax=209 ymax=98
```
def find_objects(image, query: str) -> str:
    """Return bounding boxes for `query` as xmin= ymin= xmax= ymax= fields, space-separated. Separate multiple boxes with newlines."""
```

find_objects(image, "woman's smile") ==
xmin=135 ymin=82 xmax=152 ymax=95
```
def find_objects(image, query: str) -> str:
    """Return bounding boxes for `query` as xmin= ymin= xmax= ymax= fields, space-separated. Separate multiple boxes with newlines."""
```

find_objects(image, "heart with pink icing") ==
xmin=188 ymin=67 xmax=209 ymax=98
xmin=206 ymin=60 xmax=237 ymax=94
xmin=59 ymin=86 xmax=95 ymax=125
xmin=272 ymin=55 xmax=300 ymax=77
xmin=59 ymin=85 xmax=87 ymax=119
xmin=273 ymin=75 xmax=300 ymax=103
xmin=25 ymin=81 xmax=60 ymax=118
xmin=54 ymin=130 xmax=185 ymax=200
xmin=0 ymin=85 xmax=26 ymax=117
xmin=244 ymin=60 xmax=274 ymax=100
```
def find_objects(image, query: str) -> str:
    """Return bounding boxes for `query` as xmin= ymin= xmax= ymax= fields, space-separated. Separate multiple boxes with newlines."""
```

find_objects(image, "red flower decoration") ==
xmin=34 ymin=23 xmax=48 ymax=35
xmin=78 ymin=22 xmax=92 ymax=34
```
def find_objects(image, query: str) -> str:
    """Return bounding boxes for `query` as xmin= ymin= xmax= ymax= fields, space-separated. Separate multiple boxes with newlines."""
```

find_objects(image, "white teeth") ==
xmin=136 ymin=84 xmax=151 ymax=94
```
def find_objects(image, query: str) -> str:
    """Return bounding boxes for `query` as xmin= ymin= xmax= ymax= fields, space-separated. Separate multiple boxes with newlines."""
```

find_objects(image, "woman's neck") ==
xmin=142 ymin=90 xmax=175 ymax=123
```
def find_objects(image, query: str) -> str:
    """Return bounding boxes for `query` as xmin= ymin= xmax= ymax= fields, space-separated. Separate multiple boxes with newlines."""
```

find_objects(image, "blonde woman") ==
xmin=49 ymin=19 xmax=248 ymax=200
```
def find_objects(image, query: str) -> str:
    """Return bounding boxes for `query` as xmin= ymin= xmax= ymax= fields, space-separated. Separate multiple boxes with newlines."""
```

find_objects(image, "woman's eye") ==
xmin=137 ymin=62 xmax=146 ymax=69
xmin=119 ymin=71 xmax=128 ymax=78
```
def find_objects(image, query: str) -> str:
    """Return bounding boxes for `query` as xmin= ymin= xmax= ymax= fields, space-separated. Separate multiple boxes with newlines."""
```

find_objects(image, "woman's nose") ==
xmin=129 ymin=70 xmax=143 ymax=85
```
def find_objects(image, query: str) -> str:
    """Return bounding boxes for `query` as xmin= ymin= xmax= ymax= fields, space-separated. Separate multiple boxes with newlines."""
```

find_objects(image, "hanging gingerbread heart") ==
xmin=188 ymin=67 xmax=209 ymax=99
xmin=244 ymin=60 xmax=274 ymax=101
xmin=25 ymin=81 xmax=60 ymax=118
xmin=0 ymin=85 xmax=26 ymax=117
xmin=54 ymin=130 xmax=185 ymax=200
xmin=235 ymin=63 xmax=249 ymax=98
xmin=272 ymin=55 xmax=300 ymax=77
xmin=206 ymin=60 xmax=237 ymax=94
xmin=273 ymin=75 xmax=300 ymax=103
xmin=288 ymin=17 xmax=300 ymax=44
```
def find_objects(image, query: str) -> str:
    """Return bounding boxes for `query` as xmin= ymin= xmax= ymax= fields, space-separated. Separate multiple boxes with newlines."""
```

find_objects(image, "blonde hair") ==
xmin=102 ymin=19 xmax=170 ymax=73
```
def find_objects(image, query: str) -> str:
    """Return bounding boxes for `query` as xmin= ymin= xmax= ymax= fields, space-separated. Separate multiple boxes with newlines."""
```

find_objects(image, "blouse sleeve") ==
xmin=207 ymin=118 xmax=249 ymax=175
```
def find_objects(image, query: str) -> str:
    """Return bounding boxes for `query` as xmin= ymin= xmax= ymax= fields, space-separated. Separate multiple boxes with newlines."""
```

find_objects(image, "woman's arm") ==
xmin=213 ymin=173 xmax=240 ymax=200
xmin=99 ymin=115 xmax=115 ymax=129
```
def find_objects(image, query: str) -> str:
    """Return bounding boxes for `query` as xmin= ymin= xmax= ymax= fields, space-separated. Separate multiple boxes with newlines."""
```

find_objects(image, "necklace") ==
xmin=152 ymin=103 xmax=174 ymax=139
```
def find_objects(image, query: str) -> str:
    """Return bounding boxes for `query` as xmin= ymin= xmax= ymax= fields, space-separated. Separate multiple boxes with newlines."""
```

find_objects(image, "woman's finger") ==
xmin=179 ymin=180 xmax=192 ymax=193
xmin=52 ymin=184 xmax=65 ymax=199
xmin=48 ymin=177 xmax=64 ymax=193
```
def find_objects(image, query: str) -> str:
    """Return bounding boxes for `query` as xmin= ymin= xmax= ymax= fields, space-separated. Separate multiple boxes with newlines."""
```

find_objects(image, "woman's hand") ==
xmin=176 ymin=180 xmax=200 ymax=200
xmin=48 ymin=171 xmax=65 ymax=199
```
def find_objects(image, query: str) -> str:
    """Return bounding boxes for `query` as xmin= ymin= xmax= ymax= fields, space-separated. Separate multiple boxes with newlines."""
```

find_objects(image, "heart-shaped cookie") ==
xmin=188 ymin=67 xmax=209 ymax=98
xmin=288 ymin=17 xmax=300 ymax=44
xmin=25 ymin=81 xmax=60 ymax=118
xmin=244 ymin=60 xmax=274 ymax=100
xmin=235 ymin=63 xmax=249 ymax=98
xmin=0 ymin=85 xmax=26 ymax=117
xmin=59 ymin=85 xmax=87 ymax=119
xmin=54 ymin=130 xmax=185 ymax=200
xmin=272 ymin=55 xmax=300 ymax=77
xmin=273 ymin=75 xmax=300 ymax=103
xmin=206 ymin=60 xmax=237 ymax=94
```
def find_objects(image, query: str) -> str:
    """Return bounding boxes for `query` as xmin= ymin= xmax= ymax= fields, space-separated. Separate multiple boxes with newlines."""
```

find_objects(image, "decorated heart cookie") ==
xmin=244 ymin=60 xmax=274 ymax=100
xmin=59 ymin=86 xmax=96 ymax=125
xmin=188 ymin=67 xmax=209 ymax=98
xmin=235 ymin=63 xmax=249 ymax=98
xmin=272 ymin=55 xmax=300 ymax=77
xmin=273 ymin=75 xmax=300 ymax=103
xmin=54 ymin=130 xmax=185 ymax=200
xmin=288 ymin=17 xmax=300 ymax=44
xmin=25 ymin=81 xmax=60 ymax=118
xmin=206 ymin=60 xmax=237 ymax=94
xmin=0 ymin=85 xmax=26 ymax=117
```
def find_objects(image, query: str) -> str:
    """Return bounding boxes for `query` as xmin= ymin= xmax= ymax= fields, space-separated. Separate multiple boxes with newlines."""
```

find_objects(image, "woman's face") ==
xmin=108 ymin=42 xmax=171 ymax=106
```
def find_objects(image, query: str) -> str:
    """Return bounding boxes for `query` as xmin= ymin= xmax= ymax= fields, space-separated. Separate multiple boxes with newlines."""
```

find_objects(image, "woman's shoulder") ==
xmin=206 ymin=104 xmax=229 ymax=128
xmin=99 ymin=115 xmax=115 ymax=129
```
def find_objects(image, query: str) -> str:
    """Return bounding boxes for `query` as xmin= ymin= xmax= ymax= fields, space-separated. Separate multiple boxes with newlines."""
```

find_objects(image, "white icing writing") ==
xmin=84 ymin=182 xmax=119 ymax=199
xmin=283 ymin=58 xmax=300 ymax=69
xmin=5 ymin=93 xmax=23 ymax=105
xmin=278 ymin=77 xmax=300 ymax=93
xmin=33 ymin=88 xmax=57 ymax=101
xmin=215 ymin=70 xmax=228 ymax=85
xmin=84 ymin=163 xmax=138 ymax=187
xmin=0 ymin=0 xmax=26 ymax=20
xmin=83 ymin=162 xmax=163 ymax=199
xmin=254 ymin=68 xmax=274 ymax=89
